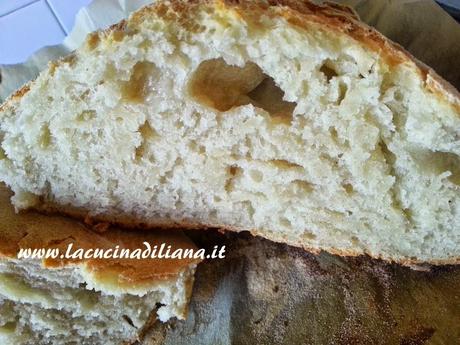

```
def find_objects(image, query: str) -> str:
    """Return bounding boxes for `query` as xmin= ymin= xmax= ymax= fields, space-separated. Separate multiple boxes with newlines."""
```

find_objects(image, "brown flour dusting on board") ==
xmin=142 ymin=231 xmax=459 ymax=345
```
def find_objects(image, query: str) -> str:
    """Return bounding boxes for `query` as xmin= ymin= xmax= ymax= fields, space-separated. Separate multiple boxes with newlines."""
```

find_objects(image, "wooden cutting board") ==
xmin=144 ymin=231 xmax=460 ymax=345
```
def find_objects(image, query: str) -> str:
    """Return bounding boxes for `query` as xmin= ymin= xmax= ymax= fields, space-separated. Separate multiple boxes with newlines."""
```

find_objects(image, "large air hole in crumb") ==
xmin=39 ymin=125 xmax=52 ymax=149
xmin=268 ymin=159 xmax=304 ymax=171
xmin=121 ymin=61 xmax=157 ymax=103
xmin=320 ymin=60 xmax=348 ymax=104
xmin=0 ymin=146 xmax=6 ymax=160
xmin=413 ymin=150 xmax=460 ymax=186
xmin=320 ymin=60 xmax=338 ymax=82
xmin=292 ymin=180 xmax=314 ymax=194
xmin=247 ymin=77 xmax=296 ymax=124
xmin=188 ymin=58 xmax=297 ymax=124
xmin=337 ymin=82 xmax=348 ymax=104
xmin=138 ymin=120 xmax=157 ymax=139
xmin=342 ymin=183 xmax=354 ymax=195
xmin=280 ymin=217 xmax=292 ymax=228
xmin=303 ymin=232 xmax=317 ymax=240
xmin=378 ymin=140 xmax=396 ymax=165
xmin=134 ymin=121 xmax=157 ymax=162
xmin=225 ymin=165 xmax=242 ymax=193
xmin=329 ymin=127 xmax=339 ymax=141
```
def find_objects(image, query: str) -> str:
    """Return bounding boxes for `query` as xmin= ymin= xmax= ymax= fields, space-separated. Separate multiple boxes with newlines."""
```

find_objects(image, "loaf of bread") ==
xmin=0 ymin=185 xmax=199 ymax=345
xmin=0 ymin=0 xmax=459 ymax=265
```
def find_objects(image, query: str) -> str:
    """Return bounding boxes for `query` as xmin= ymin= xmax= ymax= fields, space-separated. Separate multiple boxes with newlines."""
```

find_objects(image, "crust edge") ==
xmin=31 ymin=201 xmax=460 ymax=267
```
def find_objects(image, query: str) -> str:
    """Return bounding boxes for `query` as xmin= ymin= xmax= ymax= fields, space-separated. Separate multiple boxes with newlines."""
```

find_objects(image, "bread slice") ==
xmin=0 ymin=185 xmax=200 ymax=345
xmin=0 ymin=0 xmax=459 ymax=265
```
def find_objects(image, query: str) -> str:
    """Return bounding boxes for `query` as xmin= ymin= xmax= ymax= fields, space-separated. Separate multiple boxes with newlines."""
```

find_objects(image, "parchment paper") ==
xmin=0 ymin=1 xmax=459 ymax=344
xmin=145 ymin=231 xmax=460 ymax=344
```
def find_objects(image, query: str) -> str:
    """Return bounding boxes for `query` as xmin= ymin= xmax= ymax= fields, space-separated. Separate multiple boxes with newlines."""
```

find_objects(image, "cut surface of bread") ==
xmin=0 ymin=0 xmax=459 ymax=264
xmin=0 ymin=185 xmax=200 ymax=345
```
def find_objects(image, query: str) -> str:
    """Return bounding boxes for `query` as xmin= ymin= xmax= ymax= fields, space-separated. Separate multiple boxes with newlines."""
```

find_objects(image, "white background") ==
xmin=0 ymin=0 xmax=92 ymax=64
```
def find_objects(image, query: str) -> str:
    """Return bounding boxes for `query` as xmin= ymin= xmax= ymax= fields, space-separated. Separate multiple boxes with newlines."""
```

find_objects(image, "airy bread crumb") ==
xmin=0 ymin=0 xmax=459 ymax=264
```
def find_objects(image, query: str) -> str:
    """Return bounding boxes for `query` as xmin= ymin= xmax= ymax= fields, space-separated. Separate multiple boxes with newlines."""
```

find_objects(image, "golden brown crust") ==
xmin=322 ymin=1 xmax=359 ymax=19
xmin=0 ymin=83 xmax=31 ymax=113
xmin=251 ymin=0 xmax=460 ymax=112
xmin=0 ymin=185 xmax=201 ymax=287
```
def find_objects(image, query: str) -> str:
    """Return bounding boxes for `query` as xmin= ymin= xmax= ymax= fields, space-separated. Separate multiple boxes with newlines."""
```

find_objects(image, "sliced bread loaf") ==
xmin=0 ymin=185 xmax=199 ymax=344
xmin=0 ymin=0 xmax=459 ymax=264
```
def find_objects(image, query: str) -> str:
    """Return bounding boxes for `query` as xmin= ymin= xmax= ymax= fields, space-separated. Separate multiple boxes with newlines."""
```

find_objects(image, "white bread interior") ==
xmin=0 ymin=260 xmax=194 ymax=345
xmin=0 ymin=0 xmax=459 ymax=264
xmin=0 ymin=185 xmax=199 ymax=345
